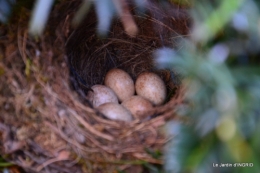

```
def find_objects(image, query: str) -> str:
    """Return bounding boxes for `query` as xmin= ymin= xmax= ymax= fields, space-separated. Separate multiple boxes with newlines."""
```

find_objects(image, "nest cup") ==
xmin=66 ymin=1 xmax=190 ymax=96
xmin=0 ymin=0 xmax=190 ymax=172
xmin=64 ymin=0 xmax=189 ymax=168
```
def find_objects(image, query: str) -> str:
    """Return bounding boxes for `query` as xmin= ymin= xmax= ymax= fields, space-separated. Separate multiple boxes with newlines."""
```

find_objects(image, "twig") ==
xmin=68 ymin=109 xmax=114 ymax=141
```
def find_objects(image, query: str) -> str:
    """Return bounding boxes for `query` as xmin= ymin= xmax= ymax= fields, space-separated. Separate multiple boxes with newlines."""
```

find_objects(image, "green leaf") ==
xmin=29 ymin=0 xmax=54 ymax=36
xmin=192 ymin=0 xmax=245 ymax=44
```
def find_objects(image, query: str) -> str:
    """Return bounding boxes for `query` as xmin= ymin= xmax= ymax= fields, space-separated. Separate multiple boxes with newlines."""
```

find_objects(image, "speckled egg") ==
xmin=121 ymin=95 xmax=153 ymax=120
xmin=135 ymin=72 xmax=166 ymax=105
xmin=87 ymin=85 xmax=118 ymax=108
xmin=104 ymin=68 xmax=135 ymax=102
xmin=97 ymin=103 xmax=133 ymax=122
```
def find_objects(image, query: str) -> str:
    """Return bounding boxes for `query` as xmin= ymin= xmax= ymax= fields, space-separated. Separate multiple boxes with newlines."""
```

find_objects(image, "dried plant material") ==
xmin=113 ymin=0 xmax=139 ymax=36
xmin=69 ymin=109 xmax=115 ymax=141
xmin=36 ymin=150 xmax=71 ymax=172
xmin=0 ymin=0 xmax=190 ymax=172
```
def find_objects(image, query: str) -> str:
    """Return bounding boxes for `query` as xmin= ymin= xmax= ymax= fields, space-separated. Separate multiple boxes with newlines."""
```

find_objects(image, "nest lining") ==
xmin=0 ymin=0 xmax=190 ymax=172
xmin=66 ymin=1 xmax=190 ymax=95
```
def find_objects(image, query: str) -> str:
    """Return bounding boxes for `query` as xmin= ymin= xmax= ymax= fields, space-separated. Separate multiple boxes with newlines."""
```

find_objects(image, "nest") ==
xmin=66 ymin=1 xmax=190 ymax=94
xmin=0 ymin=0 xmax=190 ymax=172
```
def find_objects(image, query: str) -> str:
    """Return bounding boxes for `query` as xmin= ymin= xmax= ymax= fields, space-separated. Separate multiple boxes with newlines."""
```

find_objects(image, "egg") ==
xmin=121 ymin=96 xmax=153 ymax=120
xmin=104 ymin=68 xmax=135 ymax=102
xmin=135 ymin=72 xmax=166 ymax=105
xmin=87 ymin=85 xmax=118 ymax=108
xmin=97 ymin=103 xmax=133 ymax=122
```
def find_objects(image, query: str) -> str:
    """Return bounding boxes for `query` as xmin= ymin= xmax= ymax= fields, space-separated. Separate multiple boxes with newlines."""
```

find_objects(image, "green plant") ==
xmin=0 ymin=156 xmax=13 ymax=169
xmin=155 ymin=0 xmax=260 ymax=172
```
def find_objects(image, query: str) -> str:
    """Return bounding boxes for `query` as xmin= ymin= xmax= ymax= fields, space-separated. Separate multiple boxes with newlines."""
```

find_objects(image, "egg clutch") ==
xmin=87 ymin=68 xmax=167 ymax=122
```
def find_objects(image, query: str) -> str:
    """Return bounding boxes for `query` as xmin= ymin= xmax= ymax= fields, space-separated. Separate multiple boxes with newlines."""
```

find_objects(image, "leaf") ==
xmin=94 ymin=0 xmax=115 ymax=37
xmin=0 ymin=0 xmax=16 ymax=23
xmin=164 ymin=121 xmax=199 ymax=173
xmin=192 ymin=0 xmax=245 ymax=44
xmin=29 ymin=0 xmax=54 ymax=36
xmin=72 ymin=0 xmax=92 ymax=27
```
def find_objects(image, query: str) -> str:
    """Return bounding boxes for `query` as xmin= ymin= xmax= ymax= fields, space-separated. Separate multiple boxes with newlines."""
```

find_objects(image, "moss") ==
xmin=0 ymin=67 xmax=4 ymax=76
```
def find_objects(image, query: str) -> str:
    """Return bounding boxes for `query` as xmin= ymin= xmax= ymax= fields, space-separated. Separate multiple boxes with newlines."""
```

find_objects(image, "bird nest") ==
xmin=0 ymin=0 xmax=190 ymax=172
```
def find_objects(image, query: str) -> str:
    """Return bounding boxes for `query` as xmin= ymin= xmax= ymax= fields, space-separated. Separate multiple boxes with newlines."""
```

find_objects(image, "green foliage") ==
xmin=155 ymin=0 xmax=260 ymax=173
xmin=0 ymin=156 xmax=13 ymax=168
xmin=0 ymin=0 xmax=16 ymax=23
